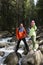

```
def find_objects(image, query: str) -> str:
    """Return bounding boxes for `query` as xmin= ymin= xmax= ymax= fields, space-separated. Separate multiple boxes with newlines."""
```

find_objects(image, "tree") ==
xmin=0 ymin=0 xmax=17 ymax=31
xmin=36 ymin=0 xmax=43 ymax=25
xmin=24 ymin=0 xmax=35 ymax=27
xmin=0 ymin=0 xmax=37 ymax=31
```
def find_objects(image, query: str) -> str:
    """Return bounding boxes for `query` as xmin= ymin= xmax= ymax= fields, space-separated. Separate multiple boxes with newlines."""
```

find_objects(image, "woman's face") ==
xmin=31 ymin=22 xmax=35 ymax=27
xmin=31 ymin=20 xmax=35 ymax=27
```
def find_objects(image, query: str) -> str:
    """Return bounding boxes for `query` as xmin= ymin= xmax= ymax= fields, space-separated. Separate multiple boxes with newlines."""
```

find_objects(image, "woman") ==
xmin=29 ymin=20 xmax=37 ymax=51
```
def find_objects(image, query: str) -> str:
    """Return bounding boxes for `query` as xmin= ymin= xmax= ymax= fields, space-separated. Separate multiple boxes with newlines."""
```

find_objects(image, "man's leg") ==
xmin=15 ymin=39 xmax=21 ymax=52
xmin=22 ymin=38 xmax=29 ymax=52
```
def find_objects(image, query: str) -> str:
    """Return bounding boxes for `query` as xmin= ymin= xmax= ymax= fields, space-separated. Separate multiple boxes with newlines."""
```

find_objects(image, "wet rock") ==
xmin=0 ymin=43 xmax=9 ymax=48
xmin=9 ymin=36 xmax=17 ymax=42
xmin=4 ymin=52 xmax=22 ymax=65
xmin=0 ymin=31 xmax=12 ymax=38
xmin=0 ymin=51 xmax=5 ymax=56
xmin=8 ymin=42 xmax=17 ymax=46
xmin=21 ymin=50 xmax=43 ymax=65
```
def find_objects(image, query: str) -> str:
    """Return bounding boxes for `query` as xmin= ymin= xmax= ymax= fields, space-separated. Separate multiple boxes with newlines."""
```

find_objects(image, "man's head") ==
xmin=20 ymin=23 xmax=23 ymax=28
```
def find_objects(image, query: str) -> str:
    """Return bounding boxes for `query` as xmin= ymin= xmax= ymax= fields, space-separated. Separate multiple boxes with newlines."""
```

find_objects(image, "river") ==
xmin=0 ymin=37 xmax=30 ymax=65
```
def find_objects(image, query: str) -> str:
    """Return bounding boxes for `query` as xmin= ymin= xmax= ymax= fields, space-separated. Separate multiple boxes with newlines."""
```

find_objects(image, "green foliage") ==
xmin=24 ymin=0 xmax=36 ymax=27
xmin=0 ymin=0 xmax=17 ymax=31
xmin=0 ymin=0 xmax=42 ymax=32
xmin=36 ymin=0 xmax=43 ymax=25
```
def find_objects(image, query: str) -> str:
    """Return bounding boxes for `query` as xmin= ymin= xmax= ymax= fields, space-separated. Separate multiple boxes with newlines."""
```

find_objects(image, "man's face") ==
xmin=20 ymin=24 xmax=23 ymax=28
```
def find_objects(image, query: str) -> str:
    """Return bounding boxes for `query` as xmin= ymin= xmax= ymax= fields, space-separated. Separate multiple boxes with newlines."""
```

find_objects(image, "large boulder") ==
xmin=21 ymin=50 xmax=43 ymax=65
xmin=4 ymin=52 xmax=21 ymax=65
xmin=34 ymin=50 xmax=43 ymax=65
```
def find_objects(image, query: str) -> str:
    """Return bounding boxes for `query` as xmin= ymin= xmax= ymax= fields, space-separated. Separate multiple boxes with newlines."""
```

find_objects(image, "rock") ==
xmin=39 ymin=45 xmax=43 ymax=54
xmin=9 ymin=36 xmax=17 ymax=42
xmin=29 ymin=43 xmax=39 ymax=51
xmin=23 ymin=49 xmax=29 ymax=55
xmin=4 ymin=52 xmax=22 ymax=65
xmin=21 ymin=50 xmax=43 ymax=65
xmin=0 ymin=43 xmax=9 ymax=48
xmin=0 ymin=31 xmax=12 ymax=38
xmin=39 ymin=41 xmax=43 ymax=46
xmin=0 ymin=51 xmax=5 ymax=56
xmin=34 ymin=50 xmax=42 ymax=65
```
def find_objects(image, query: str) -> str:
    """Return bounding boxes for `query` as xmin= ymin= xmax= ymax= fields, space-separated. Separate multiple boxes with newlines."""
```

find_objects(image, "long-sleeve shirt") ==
xmin=16 ymin=27 xmax=26 ymax=40
xmin=29 ymin=25 xmax=37 ymax=37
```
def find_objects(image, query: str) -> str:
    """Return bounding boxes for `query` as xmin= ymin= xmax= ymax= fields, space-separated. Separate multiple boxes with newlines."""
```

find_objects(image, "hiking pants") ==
xmin=15 ymin=38 xmax=29 ymax=52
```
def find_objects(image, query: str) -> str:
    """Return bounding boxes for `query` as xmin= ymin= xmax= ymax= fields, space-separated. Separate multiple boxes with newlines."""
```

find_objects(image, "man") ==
xmin=29 ymin=20 xmax=37 ymax=51
xmin=15 ymin=23 xmax=29 ymax=53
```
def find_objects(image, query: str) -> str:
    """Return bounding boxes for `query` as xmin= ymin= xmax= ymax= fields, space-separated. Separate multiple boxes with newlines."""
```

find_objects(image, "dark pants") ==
xmin=15 ymin=38 xmax=29 ymax=52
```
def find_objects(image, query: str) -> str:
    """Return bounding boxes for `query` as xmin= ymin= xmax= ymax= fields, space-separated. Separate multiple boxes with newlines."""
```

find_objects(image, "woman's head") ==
xmin=31 ymin=20 xmax=35 ymax=27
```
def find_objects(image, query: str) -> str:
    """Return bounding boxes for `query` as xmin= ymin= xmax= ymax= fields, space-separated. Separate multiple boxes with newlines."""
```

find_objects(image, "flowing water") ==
xmin=0 ymin=37 xmax=30 ymax=65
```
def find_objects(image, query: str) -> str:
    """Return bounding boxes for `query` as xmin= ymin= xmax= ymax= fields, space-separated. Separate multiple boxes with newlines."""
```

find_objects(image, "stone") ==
xmin=39 ymin=45 xmax=43 ymax=54
xmin=21 ymin=50 xmax=43 ymax=65
xmin=0 ymin=51 xmax=5 ymax=56
xmin=0 ymin=43 xmax=9 ymax=48
xmin=4 ymin=52 xmax=21 ymax=65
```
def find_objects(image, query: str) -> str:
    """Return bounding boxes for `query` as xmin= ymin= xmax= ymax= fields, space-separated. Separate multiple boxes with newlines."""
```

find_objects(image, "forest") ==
xmin=0 ymin=0 xmax=43 ymax=32
xmin=0 ymin=1 xmax=43 ymax=65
